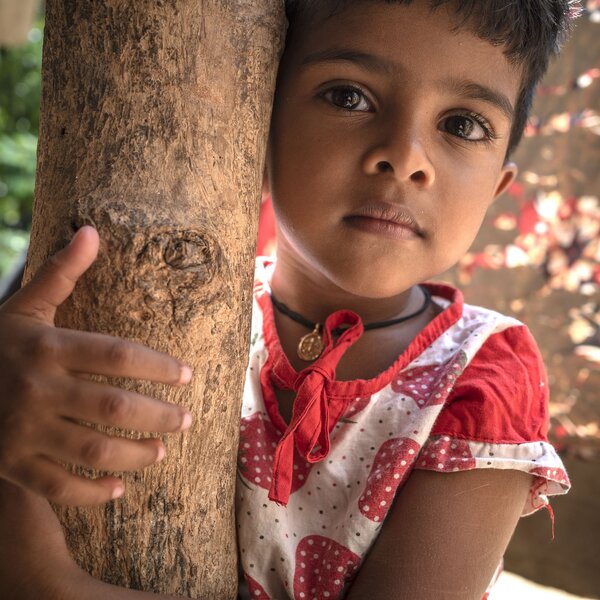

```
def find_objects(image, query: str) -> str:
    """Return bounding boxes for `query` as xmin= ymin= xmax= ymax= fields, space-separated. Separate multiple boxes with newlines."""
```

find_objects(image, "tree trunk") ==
xmin=24 ymin=1 xmax=285 ymax=597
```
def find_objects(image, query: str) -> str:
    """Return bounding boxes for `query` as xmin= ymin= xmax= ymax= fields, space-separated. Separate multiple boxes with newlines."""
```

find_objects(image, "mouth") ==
xmin=343 ymin=203 xmax=424 ymax=240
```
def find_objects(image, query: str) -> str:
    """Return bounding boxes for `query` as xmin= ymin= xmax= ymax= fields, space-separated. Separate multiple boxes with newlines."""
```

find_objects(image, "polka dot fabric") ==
xmin=236 ymin=259 xmax=570 ymax=599
xmin=293 ymin=536 xmax=360 ymax=598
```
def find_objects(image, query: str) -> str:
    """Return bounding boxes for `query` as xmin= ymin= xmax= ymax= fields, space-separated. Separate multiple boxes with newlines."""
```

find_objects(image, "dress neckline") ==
xmin=254 ymin=258 xmax=464 ymax=399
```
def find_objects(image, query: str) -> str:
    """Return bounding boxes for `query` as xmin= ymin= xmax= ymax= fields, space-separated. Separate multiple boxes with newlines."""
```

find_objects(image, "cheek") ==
xmin=443 ymin=157 xmax=501 ymax=212
xmin=438 ymin=201 xmax=489 ymax=253
xmin=270 ymin=125 xmax=319 ymax=192
xmin=434 ymin=168 xmax=499 ymax=245
xmin=271 ymin=133 xmax=351 ymax=215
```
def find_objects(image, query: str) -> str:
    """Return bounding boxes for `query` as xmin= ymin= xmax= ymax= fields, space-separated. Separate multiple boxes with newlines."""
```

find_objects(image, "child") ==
xmin=0 ymin=0 xmax=576 ymax=598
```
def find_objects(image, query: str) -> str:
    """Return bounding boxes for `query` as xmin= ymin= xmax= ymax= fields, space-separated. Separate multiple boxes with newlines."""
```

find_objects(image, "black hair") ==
xmin=284 ymin=0 xmax=581 ymax=157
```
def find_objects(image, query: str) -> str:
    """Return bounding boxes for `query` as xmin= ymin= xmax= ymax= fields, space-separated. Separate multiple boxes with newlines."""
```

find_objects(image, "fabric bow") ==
xmin=268 ymin=310 xmax=364 ymax=506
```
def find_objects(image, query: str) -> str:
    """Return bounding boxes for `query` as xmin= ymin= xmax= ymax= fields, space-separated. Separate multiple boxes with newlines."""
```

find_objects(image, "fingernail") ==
xmin=181 ymin=411 xmax=193 ymax=431
xmin=69 ymin=224 xmax=89 ymax=241
xmin=112 ymin=484 xmax=124 ymax=500
xmin=156 ymin=445 xmax=166 ymax=462
xmin=179 ymin=365 xmax=193 ymax=385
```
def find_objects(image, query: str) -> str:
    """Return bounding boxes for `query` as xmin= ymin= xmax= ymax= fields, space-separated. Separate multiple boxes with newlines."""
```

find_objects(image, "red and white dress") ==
xmin=236 ymin=259 xmax=570 ymax=600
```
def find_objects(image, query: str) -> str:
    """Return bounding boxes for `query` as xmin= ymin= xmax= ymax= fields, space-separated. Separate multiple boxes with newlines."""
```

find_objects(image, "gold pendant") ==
xmin=297 ymin=324 xmax=324 ymax=361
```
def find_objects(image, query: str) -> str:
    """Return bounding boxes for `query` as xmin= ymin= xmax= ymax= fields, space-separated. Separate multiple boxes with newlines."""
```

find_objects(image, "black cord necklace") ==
xmin=270 ymin=286 xmax=433 ymax=361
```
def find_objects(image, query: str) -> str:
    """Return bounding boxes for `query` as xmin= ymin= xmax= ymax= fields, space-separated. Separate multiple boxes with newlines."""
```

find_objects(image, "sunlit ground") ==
xmin=494 ymin=572 xmax=595 ymax=600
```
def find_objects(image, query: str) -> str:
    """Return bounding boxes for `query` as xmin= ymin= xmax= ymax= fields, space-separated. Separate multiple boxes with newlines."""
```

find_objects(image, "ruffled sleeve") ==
xmin=413 ymin=323 xmax=570 ymax=517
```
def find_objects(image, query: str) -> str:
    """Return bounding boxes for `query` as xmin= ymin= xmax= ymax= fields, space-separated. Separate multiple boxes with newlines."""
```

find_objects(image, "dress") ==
xmin=236 ymin=258 xmax=570 ymax=600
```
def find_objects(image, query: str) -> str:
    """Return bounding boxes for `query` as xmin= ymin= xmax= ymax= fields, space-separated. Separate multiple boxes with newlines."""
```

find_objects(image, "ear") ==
xmin=491 ymin=161 xmax=518 ymax=203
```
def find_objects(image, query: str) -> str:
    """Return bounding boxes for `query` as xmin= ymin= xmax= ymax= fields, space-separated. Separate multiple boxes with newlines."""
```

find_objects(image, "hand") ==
xmin=0 ymin=226 xmax=194 ymax=506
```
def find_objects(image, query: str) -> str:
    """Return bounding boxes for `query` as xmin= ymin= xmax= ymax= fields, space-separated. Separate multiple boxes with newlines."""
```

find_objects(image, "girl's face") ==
xmin=265 ymin=0 xmax=520 ymax=300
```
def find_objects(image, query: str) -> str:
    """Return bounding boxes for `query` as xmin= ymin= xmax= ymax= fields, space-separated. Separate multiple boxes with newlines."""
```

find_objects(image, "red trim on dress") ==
xmin=257 ymin=276 xmax=464 ymax=399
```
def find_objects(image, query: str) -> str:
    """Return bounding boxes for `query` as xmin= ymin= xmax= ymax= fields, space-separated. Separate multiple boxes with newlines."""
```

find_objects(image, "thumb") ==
xmin=4 ymin=226 xmax=100 ymax=323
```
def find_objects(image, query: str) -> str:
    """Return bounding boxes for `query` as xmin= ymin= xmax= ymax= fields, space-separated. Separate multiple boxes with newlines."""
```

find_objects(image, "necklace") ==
xmin=270 ymin=286 xmax=433 ymax=361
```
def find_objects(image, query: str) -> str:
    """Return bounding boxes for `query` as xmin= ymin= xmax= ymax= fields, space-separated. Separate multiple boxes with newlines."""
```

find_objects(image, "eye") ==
xmin=441 ymin=112 xmax=496 ymax=143
xmin=321 ymin=85 xmax=373 ymax=112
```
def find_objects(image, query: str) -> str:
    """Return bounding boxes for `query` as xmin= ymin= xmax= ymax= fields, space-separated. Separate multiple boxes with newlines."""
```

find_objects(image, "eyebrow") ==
xmin=439 ymin=78 xmax=515 ymax=122
xmin=301 ymin=48 xmax=397 ymax=75
xmin=300 ymin=48 xmax=515 ymax=122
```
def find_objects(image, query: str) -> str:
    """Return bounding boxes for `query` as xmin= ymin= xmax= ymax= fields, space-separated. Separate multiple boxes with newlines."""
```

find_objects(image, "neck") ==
xmin=270 ymin=248 xmax=419 ymax=327
xmin=268 ymin=251 xmax=440 ymax=376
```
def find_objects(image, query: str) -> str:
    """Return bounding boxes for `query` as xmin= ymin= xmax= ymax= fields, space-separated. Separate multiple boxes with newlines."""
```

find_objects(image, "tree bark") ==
xmin=24 ymin=1 xmax=285 ymax=597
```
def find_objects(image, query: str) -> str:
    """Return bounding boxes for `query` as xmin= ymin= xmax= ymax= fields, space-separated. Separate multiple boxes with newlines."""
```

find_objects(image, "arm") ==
xmin=347 ymin=468 xmax=532 ymax=600
xmin=0 ymin=479 xmax=182 ymax=600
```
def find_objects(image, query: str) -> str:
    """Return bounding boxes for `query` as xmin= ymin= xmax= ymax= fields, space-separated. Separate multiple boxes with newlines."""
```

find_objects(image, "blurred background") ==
xmin=0 ymin=1 xmax=598 ymax=598
xmin=0 ymin=0 xmax=40 ymax=293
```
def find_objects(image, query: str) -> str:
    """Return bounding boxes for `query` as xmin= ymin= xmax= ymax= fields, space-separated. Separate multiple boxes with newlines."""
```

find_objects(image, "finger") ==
xmin=61 ymin=378 xmax=192 ymax=433
xmin=42 ymin=419 xmax=167 ymax=473
xmin=55 ymin=328 xmax=193 ymax=385
xmin=7 ymin=456 xmax=125 ymax=506
xmin=5 ymin=226 xmax=99 ymax=323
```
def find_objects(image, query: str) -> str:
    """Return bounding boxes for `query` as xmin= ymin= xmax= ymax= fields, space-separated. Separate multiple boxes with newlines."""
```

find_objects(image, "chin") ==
xmin=324 ymin=264 xmax=421 ymax=300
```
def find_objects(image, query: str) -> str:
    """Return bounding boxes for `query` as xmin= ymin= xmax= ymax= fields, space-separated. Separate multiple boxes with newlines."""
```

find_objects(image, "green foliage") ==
xmin=0 ymin=19 xmax=43 ymax=277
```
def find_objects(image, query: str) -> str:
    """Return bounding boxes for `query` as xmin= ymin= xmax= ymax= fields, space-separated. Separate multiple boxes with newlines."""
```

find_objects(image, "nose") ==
xmin=361 ymin=120 xmax=435 ymax=188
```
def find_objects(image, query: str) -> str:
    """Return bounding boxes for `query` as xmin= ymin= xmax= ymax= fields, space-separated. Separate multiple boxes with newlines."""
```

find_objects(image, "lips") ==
xmin=343 ymin=202 xmax=424 ymax=239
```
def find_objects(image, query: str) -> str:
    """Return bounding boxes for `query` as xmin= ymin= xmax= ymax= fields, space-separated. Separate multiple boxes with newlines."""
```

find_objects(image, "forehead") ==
xmin=282 ymin=1 xmax=522 ymax=109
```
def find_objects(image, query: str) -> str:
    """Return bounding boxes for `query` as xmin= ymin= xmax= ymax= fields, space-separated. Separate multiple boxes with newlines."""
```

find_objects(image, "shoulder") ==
xmin=254 ymin=255 xmax=275 ymax=281
xmin=414 ymin=285 xmax=543 ymax=394
xmin=408 ymin=285 xmax=550 ymax=444
xmin=249 ymin=256 xmax=275 ymax=346
xmin=422 ymin=282 xmax=527 ymax=353
xmin=431 ymin=303 xmax=549 ymax=444
xmin=455 ymin=301 xmax=546 ymax=395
